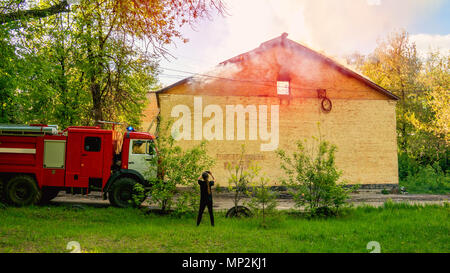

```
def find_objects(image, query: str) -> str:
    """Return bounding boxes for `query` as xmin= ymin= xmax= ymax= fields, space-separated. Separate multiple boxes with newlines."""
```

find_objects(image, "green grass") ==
xmin=0 ymin=203 xmax=449 ymax=253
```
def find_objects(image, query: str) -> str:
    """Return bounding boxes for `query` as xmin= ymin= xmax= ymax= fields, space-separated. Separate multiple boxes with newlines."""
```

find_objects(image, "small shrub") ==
xmin=144 ymin=118 xmax=214 ymax=212
xmin=400 ymin=165 xmax=449 ymax=194
xmin=276 ymin=136 xmax=356 ymax=217
xmin=225 ymin=145 xmax=259 ymax=218
xmin=173 ymin=188 xmax=200 ymax=215
xmin=248 ymin=176 xmax=278 ymax=228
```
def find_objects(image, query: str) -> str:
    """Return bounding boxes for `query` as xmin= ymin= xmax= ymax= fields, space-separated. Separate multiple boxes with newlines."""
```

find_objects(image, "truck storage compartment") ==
xmin=0 ymin=136 xmax=37 ymax=166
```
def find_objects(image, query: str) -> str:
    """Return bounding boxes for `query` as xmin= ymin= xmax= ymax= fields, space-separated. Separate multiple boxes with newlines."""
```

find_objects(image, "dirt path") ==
xmin=51 ymin=190 xmax=449 ymax=209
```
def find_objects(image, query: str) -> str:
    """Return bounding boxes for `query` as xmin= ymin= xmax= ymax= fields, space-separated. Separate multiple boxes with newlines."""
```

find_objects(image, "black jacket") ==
xmin=198 ymin=180 xmax=214 ymax=201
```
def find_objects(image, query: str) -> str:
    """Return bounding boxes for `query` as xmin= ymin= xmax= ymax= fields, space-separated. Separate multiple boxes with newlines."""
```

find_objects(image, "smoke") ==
xmin=187 ymin=38 xmax=328 ymax=91
xmin=300 ymin=0 xmax=445 ymax=55
xmin=164 ymin=0 xmax=447 ymax=87
xmin=206 ymin=0 xmax=446 ymax=57
xmin=187 ymin=61 xmax=242 ymax=88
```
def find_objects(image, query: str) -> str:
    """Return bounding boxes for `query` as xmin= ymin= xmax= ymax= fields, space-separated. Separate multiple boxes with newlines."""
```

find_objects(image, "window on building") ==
xmin=277 ymin=80 xmax=290 ymax=95
xmin=84 ymin=137 xmax=101 ymax=152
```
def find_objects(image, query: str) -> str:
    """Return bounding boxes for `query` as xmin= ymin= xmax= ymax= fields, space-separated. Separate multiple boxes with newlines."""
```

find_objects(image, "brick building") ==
xmin=142 ymin=33 xmax=399 ymax=187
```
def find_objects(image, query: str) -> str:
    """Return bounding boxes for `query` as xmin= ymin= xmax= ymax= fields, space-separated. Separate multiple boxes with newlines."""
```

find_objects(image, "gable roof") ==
xmin=156 ymin=33 xmax=399 ymax=100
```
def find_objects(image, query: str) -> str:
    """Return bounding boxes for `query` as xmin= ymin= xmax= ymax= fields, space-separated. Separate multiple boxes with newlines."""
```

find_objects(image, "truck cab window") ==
xmin=147 ymin=141 xmax=156 ymax=155
xmin=132 ymin=140 xmax=146 ymax=154
xmin=84 ymin=137 xmax=101 ymax=152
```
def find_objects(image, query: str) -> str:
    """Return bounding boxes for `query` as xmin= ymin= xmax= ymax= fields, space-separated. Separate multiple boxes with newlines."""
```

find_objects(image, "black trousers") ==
xmin=197 ymin=199 xmax=214 ymax=226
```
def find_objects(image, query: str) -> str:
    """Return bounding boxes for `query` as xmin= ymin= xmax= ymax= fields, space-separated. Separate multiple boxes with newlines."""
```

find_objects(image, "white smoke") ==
xmin=206 ymin=0 xmax=446 ymax=57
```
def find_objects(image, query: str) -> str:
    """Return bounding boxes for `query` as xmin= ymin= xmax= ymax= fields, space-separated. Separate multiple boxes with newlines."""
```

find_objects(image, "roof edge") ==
xmin=154 ymin=77 xmax=192 ymax=94
xmin=155 ymin=34 xmax=399 ymax=100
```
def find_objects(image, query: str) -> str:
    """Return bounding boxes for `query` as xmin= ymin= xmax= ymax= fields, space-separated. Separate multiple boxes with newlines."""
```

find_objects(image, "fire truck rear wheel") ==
xmin=5 ymin=175 xmax=41 ymax=206
xmin=108 ymin=177 xmax=142 ymax=208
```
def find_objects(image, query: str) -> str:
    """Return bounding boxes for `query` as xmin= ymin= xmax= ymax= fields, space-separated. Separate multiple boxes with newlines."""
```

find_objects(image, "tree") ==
xmin=0 ymin=0 xmax=70 ymax=24
xmin=1 ymin=0 xmax=226 ymax=127
xmin=0 ymin=27 xmax=21 ymax=123
xmin=410 ymin=51 xmax=449 ymax=143
xmin=145 ymin=118 xmax=214 ymax=212
xmin=56 ymin=0 xmax=226 ymax=123
xmin=225 ymin=145 xmax=258 ymax=218
xmin=356 ymin=30 xmax=448 ymax=175
xmin=276 ymin=137 xmax=355 ymax=217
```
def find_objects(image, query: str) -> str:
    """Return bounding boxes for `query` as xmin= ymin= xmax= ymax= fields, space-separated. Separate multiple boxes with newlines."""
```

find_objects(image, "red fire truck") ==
xmin=0 ymin=124 xmax=157 ymax=207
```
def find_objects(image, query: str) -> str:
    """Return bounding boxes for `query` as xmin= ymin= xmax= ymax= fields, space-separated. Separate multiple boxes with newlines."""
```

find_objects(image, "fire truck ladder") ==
xmin=0 ymin=124 xmax=58 ymax=136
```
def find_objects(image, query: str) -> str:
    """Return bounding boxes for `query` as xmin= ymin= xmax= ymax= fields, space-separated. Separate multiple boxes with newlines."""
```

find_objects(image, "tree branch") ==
xmin=0 ymin=0 xmax=70 ymax=24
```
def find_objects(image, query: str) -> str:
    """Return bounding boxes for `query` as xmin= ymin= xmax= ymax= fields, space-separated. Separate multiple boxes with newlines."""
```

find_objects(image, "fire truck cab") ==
xmin=0 ymin=124 xmax=157 ymax=207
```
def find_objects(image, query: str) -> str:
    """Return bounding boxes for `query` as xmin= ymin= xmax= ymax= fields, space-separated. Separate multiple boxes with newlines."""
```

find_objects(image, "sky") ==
xmin=158 ymin=0 xmax=450 ymax=87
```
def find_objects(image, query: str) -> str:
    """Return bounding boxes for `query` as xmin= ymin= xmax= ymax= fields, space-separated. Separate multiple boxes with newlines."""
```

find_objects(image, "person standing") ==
xmin=197 ymin=171 xmax=215 ymax=226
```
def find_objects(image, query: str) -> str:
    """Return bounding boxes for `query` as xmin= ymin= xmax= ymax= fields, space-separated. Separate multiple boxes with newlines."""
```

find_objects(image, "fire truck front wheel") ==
xmin=108 ymin=177 xmax=143 ymax=208
xmin=5 ymin=175 xmax=41 ymax=206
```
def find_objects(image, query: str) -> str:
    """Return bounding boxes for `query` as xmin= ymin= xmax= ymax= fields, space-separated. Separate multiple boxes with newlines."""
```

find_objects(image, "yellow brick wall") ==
xmin=154 ymin=94 xmax=398 ymax=186
xmin=142 ymin=43 xmax=399 ymax=186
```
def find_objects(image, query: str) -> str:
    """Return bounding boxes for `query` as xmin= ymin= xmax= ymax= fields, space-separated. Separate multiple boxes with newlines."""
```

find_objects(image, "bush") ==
xmin=225 ymin=145 xmax=259 ymax=218
xmin=142 ymin=119 xmax=215 ymax=213
xmin=400 ymin=164 xmax=450 ymax=194
xmin=276 ymin=137 xmax=355 ymax=217
xmin=398 ymin=152 xmax=422 ymax=180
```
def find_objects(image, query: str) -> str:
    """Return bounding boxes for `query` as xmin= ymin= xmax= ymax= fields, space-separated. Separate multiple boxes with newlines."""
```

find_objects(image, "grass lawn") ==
xmin=0 ymin=203 xmax=448 ymax=253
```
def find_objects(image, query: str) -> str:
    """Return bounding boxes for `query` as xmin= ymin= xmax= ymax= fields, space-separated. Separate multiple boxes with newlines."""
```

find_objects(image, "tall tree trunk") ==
xmin=91 ymin=82 xmax=103 ymax=123
xmin=86 ymin=18 xmax=104 ymax=125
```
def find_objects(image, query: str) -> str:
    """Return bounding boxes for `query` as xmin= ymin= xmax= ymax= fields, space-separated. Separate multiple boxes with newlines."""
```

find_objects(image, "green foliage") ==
xmin=0 ymin=26 xmax=24 ymax=123
xmin=398 ymin=152 xmax=422 ymax=181
xmin=0 ymin=0 xmax=225 ymax=127
xmin=400 ymin=165 xmax=450 ymax=194
xmin=348 ymin=30 xmax=449 ymax=195
xmin=226 ymin=145 xmax=260 ymax=214
xmin=248 ymin=176 xmax=278 ymax=228
xmin=276 ymin=137 xmax=355 ymax=217
xmin=410 ymin=51 xmax=449 ymax=143
xmin=398 ymin=151 xmax=449 ymax=194
xmin=131 ymin=183 xmax=146 ymax=208
xmin=146 ymin=119 xmax=214 ymax=213
xmin=351 ymin=30 xmax=448 ymax=184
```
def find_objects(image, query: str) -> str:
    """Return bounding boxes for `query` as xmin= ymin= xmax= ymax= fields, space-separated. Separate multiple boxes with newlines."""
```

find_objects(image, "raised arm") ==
xmin=207 ymin=171 xmax=215 ymax=181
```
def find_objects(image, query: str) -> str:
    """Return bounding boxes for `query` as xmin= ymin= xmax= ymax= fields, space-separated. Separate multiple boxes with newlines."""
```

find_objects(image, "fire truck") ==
xmin=0 ymin=124 xmax=157 ymax=207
